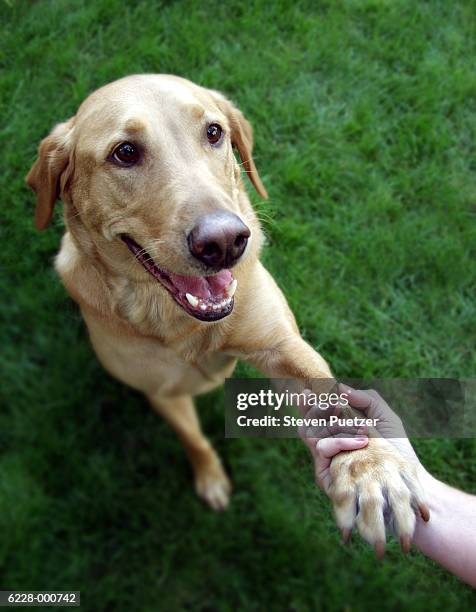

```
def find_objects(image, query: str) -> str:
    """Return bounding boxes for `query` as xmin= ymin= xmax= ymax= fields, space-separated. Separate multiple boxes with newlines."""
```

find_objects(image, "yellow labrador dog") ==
xmin=27 ymin=74 xmax=428 ymax=555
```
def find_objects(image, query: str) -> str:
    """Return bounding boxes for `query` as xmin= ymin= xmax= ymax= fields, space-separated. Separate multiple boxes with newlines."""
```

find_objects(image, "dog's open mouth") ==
xmin=120 ymin=235 xmax=236 ymax=321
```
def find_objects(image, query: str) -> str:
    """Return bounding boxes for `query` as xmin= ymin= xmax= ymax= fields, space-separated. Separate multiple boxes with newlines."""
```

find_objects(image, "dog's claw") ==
xmin=400 ymin=535 xmax=411 ymax=554
xmin=374 ymin=540 xmax=386 ymax=560
xmin=341 ymin=528 xmax=352 ymax=544
xmin=419 ymin=503 xmax=430 ymax=522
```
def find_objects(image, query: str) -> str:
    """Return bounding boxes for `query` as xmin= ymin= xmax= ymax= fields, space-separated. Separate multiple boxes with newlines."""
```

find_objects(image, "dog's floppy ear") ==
xmin=26 ymin=118 xmax=75 ymax=230
xmin=210 ymin=91 xmax=268 ymax=199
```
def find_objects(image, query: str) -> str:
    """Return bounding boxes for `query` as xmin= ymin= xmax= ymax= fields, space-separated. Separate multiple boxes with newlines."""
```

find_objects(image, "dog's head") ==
xmin=26 ymin=75 xmax=267 ymax=322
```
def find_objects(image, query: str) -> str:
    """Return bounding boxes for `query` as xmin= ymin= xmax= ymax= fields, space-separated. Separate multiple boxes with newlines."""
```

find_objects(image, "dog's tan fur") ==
xmin=27 ymin=75 xmax=427 ymax=545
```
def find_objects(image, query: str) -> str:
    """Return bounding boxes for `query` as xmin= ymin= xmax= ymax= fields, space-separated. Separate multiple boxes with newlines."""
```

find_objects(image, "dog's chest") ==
xmin=56 ymin=239 xmax=237 ymax=396
xmin=84 ymin=310 xmax=236 ymax=397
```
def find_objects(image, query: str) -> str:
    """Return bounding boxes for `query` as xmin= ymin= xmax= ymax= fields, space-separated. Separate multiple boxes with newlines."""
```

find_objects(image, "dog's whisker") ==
xmin=243 ymin=209 xmax=274 ymax=228
xmin=235 ymin=155 xmax=262 ymax=167
xmin=66 ymin=209 xmax=84 ymax=221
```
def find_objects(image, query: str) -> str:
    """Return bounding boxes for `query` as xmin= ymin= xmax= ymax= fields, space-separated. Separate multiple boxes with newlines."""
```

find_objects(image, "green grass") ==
xmin=1 ymin=0 xmax=475 ymax=610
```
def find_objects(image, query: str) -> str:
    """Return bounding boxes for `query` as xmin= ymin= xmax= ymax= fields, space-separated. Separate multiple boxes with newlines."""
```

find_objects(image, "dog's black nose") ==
xmin=188 ymin=211 xmax=250 ymax=269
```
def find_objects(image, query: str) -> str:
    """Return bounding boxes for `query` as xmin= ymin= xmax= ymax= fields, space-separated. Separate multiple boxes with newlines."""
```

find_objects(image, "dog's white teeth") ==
xmin=186 ymin=292 xmax=233 ymax=314
xmin=186 ymin=293 xmax=199 ymax=307
xmin=226 ymin=279 xmax=237 ymax=298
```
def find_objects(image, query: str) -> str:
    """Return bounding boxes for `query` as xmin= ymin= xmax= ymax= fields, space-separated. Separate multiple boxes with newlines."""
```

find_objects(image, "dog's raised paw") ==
xmin=328 ymin=437 xmax=430 ymax=557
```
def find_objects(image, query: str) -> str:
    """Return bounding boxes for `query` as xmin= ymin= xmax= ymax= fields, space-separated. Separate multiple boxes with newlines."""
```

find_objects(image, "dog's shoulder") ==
xmin=55 ymin=231 xmax=117 ymax=321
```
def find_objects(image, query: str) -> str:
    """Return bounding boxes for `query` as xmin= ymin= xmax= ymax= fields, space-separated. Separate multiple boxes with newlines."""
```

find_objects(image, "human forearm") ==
xmin=413 ymin=469 xmax=476 ymax=587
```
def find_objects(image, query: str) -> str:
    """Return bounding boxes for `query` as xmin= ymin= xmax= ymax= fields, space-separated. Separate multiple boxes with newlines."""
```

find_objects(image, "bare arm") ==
xmin=309 ymin=387 xmax=476 ymax=586
xmin=413 ymin=470 xmax=476 ymax=587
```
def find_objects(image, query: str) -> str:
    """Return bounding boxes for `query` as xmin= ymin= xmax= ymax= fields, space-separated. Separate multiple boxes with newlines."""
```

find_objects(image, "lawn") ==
xmin=1 ymin=0 xmax=475 ymax=610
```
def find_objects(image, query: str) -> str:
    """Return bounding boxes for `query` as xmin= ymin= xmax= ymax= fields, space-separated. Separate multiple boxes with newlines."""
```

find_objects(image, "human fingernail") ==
xmin=355 ymin=436 xmax=367 ymax=442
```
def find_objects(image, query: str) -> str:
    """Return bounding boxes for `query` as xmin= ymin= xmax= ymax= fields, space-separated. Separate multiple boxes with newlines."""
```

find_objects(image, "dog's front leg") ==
xmin=227 ymin=265 xmax=429 ymax=554
xmin=243 ymin=334 xmax=429 ymax=555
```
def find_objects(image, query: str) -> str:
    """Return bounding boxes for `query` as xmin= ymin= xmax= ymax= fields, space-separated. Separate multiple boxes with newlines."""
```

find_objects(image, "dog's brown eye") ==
xmin=207 ymin=123 xmax=223 ymax=145
xmin=112 ymin=142 xmax=140 ymax=166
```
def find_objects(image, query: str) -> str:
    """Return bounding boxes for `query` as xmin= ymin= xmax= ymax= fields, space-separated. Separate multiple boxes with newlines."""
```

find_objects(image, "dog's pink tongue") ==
xmin=169 ymin=270 xmax=232 ymax=299
xmin=207 ymin=269 xmax=233 ymax=294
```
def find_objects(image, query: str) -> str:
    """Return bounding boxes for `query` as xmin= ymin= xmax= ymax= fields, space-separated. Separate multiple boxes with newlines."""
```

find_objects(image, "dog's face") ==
xmin=27 ymin=75 xmax=267 ymax=321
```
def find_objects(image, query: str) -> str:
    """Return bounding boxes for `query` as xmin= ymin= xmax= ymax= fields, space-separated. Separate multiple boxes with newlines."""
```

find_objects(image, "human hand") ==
xmin=297 ymin=386 xmax=370 ymax=494
xmin=335 ymin=384 xmax=420 ymax=464
xmin=298 ymin=385 xmax=430 ymax=555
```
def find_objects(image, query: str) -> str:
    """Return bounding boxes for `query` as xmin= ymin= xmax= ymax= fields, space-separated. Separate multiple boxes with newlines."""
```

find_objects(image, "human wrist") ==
xmin=417 ymin=465 xmax=441 ymax=497
xmin=415 ymin=465 xmax=443 ymax=509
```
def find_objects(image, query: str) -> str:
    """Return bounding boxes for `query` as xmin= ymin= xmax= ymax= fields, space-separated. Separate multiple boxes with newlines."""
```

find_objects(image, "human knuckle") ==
xmin=366 ymin=389 xmax=382 ymax=403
